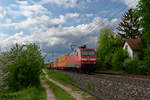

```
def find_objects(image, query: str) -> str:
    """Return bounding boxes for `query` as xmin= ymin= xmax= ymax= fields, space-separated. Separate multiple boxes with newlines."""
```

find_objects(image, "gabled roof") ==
xmin=123 ymin=38 xmax=142 ymax=51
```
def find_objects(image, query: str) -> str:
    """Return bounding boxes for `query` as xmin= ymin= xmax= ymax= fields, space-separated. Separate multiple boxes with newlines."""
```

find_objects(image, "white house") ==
xmin=123 ymin=39 xmax=142 ymax=58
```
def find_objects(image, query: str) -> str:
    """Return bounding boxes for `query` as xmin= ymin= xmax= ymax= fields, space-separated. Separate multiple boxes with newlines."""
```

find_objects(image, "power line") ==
xmin=47 ymin=1 xmax=137 ymax=61
xmin=77 ymin=0 xmax=137 ymax=46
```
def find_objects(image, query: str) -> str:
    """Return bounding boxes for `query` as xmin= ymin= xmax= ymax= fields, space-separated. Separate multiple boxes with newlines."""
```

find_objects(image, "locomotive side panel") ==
xmin=66 ymin=51 xmax=80 ymax=69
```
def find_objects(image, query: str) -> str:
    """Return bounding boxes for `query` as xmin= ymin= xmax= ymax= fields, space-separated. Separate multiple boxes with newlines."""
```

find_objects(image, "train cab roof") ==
xmin=78 ymin=45 xmax=95 ymax=51
xmin=79 ymin=48 xmax=95 ymax=50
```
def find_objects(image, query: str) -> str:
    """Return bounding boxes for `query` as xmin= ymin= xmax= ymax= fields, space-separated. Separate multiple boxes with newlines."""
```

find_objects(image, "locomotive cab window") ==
xmin=81 ymin=50 xmax=95 ymax=56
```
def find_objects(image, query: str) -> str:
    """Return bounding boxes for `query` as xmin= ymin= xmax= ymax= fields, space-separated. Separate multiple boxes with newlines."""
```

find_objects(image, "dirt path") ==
xmin=43 ymin=70 xmax=83 ymax=100
xmin=41 ymin=79 xmax=56 ymax=100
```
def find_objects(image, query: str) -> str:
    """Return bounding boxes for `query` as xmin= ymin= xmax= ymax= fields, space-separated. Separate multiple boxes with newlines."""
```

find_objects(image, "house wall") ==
xmin=123 ymin=42 xmax=134 ymax=58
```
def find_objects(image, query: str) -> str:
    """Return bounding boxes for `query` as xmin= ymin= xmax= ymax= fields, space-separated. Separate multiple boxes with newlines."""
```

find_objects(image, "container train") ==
xmin=47 ymin=46 xmax=97 ymax=73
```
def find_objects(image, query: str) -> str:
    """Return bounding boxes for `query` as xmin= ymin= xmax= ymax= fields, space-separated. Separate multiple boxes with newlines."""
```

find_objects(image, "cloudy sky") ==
xmin=0 ymin=0 xmax=138 ymax=62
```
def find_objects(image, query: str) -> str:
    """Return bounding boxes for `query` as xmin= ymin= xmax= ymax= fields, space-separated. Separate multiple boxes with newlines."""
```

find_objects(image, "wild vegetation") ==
xmin=97 ymin=0 xmax=150 ymax=75
xmin=44 ymin=69 xmax=97 ymax=100
xmin=8 ymin=44 xmax=44 ymax=91
xmin=42 ymin=74 xmax=75 ymax=100
xmin=117 ymin=9 xmax=141 ymax=39
xmin=0 ymin=43 xmax=45 ymax=99
xmin=137 ymin=0 xmax=150 ymax=75
xmin=45 ymin=69 xmax=74 ymax=84
xmin=97 ymin=29 xmax=128 ymax=71
xmin=0 ymin=87 xmax=46 ymax=100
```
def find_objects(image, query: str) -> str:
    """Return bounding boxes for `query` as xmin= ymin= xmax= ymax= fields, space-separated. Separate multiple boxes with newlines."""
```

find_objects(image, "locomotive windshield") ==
xmin=81 ymin=50 xmax=95 ymax=56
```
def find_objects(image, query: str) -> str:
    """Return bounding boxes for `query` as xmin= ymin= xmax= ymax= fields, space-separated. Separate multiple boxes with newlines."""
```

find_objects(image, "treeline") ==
xmin=0 ymin=44 xmax=44 ymax=91
xmin=97 ymin=0 xmax=150 ymax=75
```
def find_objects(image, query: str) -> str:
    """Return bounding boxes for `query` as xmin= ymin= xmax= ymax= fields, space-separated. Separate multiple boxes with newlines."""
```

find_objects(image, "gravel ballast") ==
xmin=56 ymin=70 xmax=150 ymax=100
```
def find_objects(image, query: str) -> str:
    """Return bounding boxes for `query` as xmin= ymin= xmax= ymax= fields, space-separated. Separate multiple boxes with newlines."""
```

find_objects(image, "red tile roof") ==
xmin=124 ymin=38 xmax=142 ymax=51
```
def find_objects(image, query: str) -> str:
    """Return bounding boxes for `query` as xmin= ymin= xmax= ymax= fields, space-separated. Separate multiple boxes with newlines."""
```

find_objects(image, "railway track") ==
xmin=63 ymin=70 xmax=150 ymax=88
xmin=57 ymin=69 xmax=150 ymax=81
xmin=53 ymin=69 xmax=150 ymax=100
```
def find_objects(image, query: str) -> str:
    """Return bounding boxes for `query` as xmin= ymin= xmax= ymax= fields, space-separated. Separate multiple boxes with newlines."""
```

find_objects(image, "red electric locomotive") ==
xmin=66 ymin=45 xmax=97 ymax=72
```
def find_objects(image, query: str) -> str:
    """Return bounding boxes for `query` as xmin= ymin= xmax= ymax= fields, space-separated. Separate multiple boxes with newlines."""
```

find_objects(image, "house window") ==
xmin=125 ymin=45 xmax=128 ymax=50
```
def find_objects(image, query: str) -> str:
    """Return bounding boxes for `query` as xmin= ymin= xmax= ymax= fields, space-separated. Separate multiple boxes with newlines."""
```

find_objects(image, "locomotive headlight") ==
xmin=90 ymin=58 xmax=96 ymax=61
xmin=81 ymin=58 xmax=87 ymax=60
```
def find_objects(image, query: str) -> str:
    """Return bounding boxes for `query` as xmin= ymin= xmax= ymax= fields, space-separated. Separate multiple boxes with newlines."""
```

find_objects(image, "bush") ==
xmin=123 ymin=58 xmax=138 ymax=74
xmin=0 ymin=44 xmax=29 ymax=91
xmin=8 ymin=44 xmax=44 ymax=91
xmin=97 ymin=29 xmax=116 ymax=69
xmin=123 ymin=58 xmax=147 ymax=75
xmin=0 ymin=53 xmax=10 ymax=91
xmin=97 ymin=28 xmax=127 ymax=71
xmin=111 ymin=48 xmax=128 ymax=70
xmin=143 ymin=46 xmax=150 ymax=75
xmin=0 ymin=51 xmax=20 ymax=91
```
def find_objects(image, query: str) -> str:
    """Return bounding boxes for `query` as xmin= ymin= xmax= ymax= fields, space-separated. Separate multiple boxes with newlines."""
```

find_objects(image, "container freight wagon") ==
xmin=57 ymin=55 xmax=67 ymax=70
xmin=52 ymin=60 xmax=57 ymax=69
xmin=50 ymin=62 xmax=54 ymax=69
xmin=47 ymin=64 xmax=51 ymax=69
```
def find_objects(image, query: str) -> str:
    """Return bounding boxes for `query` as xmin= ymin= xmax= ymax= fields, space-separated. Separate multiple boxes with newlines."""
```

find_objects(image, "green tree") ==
xmin=117 ymin=9 xmax=141 ymax=38
xmin=138 ymin=0 xmax=150 ymax=45
xmin=0 ymin=44 xmax=25 ymax=91
xmin=137 ymin=0 xmax=150 ymax=74
xmin=97 ymin=29 xmax=115 ymax=69
xmin=0 ymin=53 xmax=11 ymax=91
xmin=8 ymin=43 xmax=44 ymax=91
xmin=111 ymin=48 xmax=128 ymax=70
xmin=97 ymin=28 xmax=128 ymax=70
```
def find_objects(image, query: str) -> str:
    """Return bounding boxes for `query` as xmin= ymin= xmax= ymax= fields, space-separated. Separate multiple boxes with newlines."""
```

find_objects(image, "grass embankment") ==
xmin=42 ymin=75 xmax=75 ymax=100
xmin=0 ymin=86 xmax=46 ymax=100
xmin=44 ymin=69 xmax=98 ymax=100
xmin=44 ymin=69 xmax=73 ymax=84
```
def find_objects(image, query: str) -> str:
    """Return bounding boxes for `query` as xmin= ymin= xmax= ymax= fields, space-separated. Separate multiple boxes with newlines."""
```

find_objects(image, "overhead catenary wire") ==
xmin=47 ymin=1 xmax=137 ymax=62
xmin=61 ymin=0 xmax=137 ymax=54
xmin=77 ymin=0 xmax=137 ymax=46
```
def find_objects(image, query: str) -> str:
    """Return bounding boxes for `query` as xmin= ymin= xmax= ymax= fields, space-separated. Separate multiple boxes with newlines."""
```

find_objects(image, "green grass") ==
xmin=45 ymin=69 xmax=74 ymax=84
xmin=42 ymin=75 xmax=75 ymax=100
xmin=0 ymin=86 xmax=46 ymax=100
xmin=44 ymin=69 xmax=98 ymax=100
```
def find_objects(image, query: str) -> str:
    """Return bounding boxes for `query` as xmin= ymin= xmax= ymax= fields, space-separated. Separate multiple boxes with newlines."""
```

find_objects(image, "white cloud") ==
xmin=65 ymin=13 xmax=79 ymax=18
xmin=0 ymin=12 xmax=80 ymax=31
xmin=51 ymin=15 xmax=66 ymax=25
xmin=20 ymin=4 xmax=48 ymax=17
xmin=0 ymin=0 xmax=120 ymax=62
xmin=16 ymin=0 xmax=28 ymax=5
xmin=0 ymin=7 xmax=6 ymax=18
xmin=113 ymin=0 xmax=139 ymax=8
xmin=40 ymin=0 xmax=94 ymax=8
xmin=4 ymin=15 xmax=65 ymax=30
xmin=0 ymin=16 xmax=118 ymax=50
xmin=5 ymin=18 xmax=12 ymax=24
xmin=0 ymin=33 xmax=8 ymax=38
xmin=86 ymin=14 xmax=93 ymax=17
xmin=124 ymin=0 xmax=139 ymax=8
xmin=7 ymin=2 xmax=49 ymax=18
xmin=41 ymin=0 xmax=78 ymax=8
